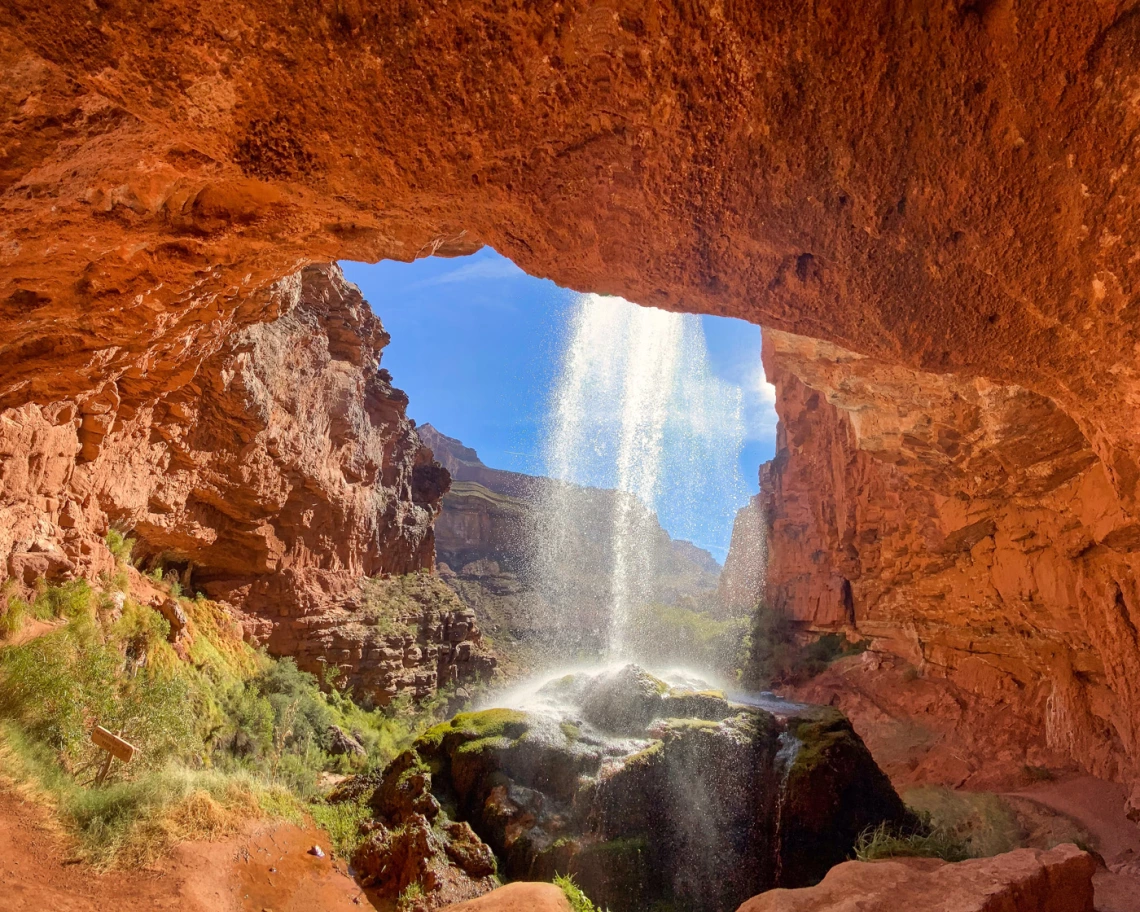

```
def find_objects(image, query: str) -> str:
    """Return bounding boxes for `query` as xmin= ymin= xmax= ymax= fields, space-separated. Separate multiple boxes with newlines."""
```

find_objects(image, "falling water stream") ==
xmin=536 ymin=292 xmax=748 ymax=658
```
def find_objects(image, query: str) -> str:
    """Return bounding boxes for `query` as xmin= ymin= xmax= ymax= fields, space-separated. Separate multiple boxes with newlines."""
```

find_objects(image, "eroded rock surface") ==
xmin=752 ymin=330 xmax=1140 ymax=786
xmin=7 ymin=0 xmax=1140 ymax=792
xmin=345 ymin=666 xmax=909 ymax=912
xmin=735 ymin=844 xmax=1096 ymax=912
xmin=1 ymin=261 xmax=488 ymax=703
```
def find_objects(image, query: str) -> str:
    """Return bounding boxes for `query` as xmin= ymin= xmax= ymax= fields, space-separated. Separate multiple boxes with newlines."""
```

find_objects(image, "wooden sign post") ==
xmin=91 ymin=726 xmax=138 ymax=786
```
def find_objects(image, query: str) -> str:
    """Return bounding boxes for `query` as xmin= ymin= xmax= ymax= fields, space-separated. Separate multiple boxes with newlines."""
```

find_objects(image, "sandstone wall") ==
xmin=0 ymin=262 xmax=491 ymax=703
xmin=6 ymin=2 xmax=1140 ymax=777
xmin=759 ymin=329 xmax=1140 ymax=784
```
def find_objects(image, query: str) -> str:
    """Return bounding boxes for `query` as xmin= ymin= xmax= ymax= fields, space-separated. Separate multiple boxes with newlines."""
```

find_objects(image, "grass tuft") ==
xmin=555 ymin=874 xmax=606 ymax=912
xmin=854 ymin=820 xmax=971 ymax=863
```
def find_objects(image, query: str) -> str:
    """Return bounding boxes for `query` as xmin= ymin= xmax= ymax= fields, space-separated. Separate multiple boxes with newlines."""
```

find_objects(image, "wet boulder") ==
xmin=348 ymin=666 xmax=911 ymax=912
xmin=580 ymin=664 xmax=667 ymax=734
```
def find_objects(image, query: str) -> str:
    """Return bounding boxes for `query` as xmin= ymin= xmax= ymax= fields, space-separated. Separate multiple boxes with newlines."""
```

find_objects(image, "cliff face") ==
xmin=419 ymin=425 xmax=722 ymax=660
xmin=4 ymin=263 xmax=440 ymax=592
xmin=759 ymin=329 xmax=1140 ymax=784
xmin=7 ymin=2 xmax=1140 ymax=781
xmin=2 ymin=262 xmax=490 ymax=704
xmin=7 ymin=2 xmax=1140 ymax=526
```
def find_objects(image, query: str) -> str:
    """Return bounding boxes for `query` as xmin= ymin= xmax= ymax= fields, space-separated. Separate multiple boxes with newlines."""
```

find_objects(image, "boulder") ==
xmin=326 ymin=724 xmax=367 ymax=758
xmin=439 ymin=883 xmax=572 ymax=911
xmin=580 ymin=664 xmax=667 ymax=734
xmin=348 ymin=665 xmax=911 ymax=912
xmin=735 ymin=844 xmax=1096 ymax=912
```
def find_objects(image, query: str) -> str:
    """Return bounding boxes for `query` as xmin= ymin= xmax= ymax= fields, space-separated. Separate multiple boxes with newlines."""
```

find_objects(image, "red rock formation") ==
xmin=0 ymin=260 xmax=491 ymax=703
xmin=439 ymin=884 xmax=572 ymax=912
xmin=760 ymin=329 xmax=1140 ymax=785
xmin=6 ymin=1 xmax=1140 ymax=782
xmin=736 ymin=844 xmax=1095 ymax=912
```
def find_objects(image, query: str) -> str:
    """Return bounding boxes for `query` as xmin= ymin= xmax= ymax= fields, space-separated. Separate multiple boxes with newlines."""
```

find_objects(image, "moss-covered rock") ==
xmin=350 ymin=668 xmax=909 ymax=912
xmin=777 ymin=708 xmax=915 ymax=886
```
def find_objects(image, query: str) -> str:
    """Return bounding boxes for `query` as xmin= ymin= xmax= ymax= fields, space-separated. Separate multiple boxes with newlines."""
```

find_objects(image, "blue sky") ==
xmin=341 ymin=250 xmax=778 ymax=558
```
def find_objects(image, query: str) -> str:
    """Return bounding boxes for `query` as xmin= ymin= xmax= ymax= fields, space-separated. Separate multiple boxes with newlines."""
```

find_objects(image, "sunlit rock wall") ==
xmin=6 ymin=1 xmax=1140 ymax=776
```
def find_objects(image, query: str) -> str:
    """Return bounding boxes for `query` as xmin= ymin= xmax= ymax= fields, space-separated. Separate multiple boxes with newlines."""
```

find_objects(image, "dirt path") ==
xmin=1005 ymin=776 xmax=1140 ymax=912
xmin=0 ymin=786 xmax=373 ymax=912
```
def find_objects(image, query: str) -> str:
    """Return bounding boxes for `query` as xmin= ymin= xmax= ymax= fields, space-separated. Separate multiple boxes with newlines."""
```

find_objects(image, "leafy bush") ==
xmin=0 ymin=578 xmax=453 ymax=866
xmin=105 ymin=530 xmax=136 ymax=564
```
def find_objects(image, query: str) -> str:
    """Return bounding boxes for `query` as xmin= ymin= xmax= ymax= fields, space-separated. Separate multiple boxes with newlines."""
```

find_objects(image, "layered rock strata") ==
xmin=1 ymin=262 xmax=487 ymax=703
xmin=757 ymin=329 xmax=1140 ymax=786
xmin=420 ymin=425 xmax=722 ymax=660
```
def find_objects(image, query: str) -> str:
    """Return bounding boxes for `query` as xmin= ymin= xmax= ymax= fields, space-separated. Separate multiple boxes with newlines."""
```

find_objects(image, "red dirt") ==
xmin=0 ymin=785 xmax=373 ymax=912
xmin=439 ymin=883 xmax=571 ymax=912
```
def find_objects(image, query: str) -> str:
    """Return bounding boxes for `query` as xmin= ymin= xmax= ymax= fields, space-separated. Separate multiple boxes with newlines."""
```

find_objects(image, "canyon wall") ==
xmin=758 ymin=329 xmax=1140 ymax=785
xmin=5 ymin=2 xmax=1140 ymax=778
xmin=420 ymin=425 xmax=722 ymax=662
xmin=1 ymin=262 xmax=491 ymax=703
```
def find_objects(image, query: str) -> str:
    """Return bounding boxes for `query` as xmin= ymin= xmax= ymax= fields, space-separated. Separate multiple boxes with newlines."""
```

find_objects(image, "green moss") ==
xmin=555 ymin=874 xmax=605 ymax=912
xmin=561 ymin=721 xmax=581 ymax=743
xmin=624 ymin=740 xmax=665 ymax=767
xmin=662 ymin=718 xmax=721 ymax=733
xmin=786 ymin=711 xmax=852 ymax=784
xmin=417 ymin=708 xmax=529 ymax=754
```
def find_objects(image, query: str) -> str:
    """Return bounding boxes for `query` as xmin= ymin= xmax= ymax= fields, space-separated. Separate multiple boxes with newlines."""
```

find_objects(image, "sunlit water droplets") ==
xmin=535 ymin=293 xmax=748 ymax=659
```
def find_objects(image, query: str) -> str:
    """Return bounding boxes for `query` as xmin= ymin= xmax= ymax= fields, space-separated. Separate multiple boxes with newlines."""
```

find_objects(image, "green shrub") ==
xmin=105 ymin=530 xmax=136 ymax=565
xmin=0 ymin=596 xmax=28 ymax=638
xmin=0 ymin=578 xmax=454 ymax=867
xmin=555 ymin=874 xmax=606 ymax=912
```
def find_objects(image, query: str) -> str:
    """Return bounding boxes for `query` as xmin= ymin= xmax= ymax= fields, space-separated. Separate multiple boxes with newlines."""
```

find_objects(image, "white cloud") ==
xmin=410 ymin=256 xmax=528 ymax=287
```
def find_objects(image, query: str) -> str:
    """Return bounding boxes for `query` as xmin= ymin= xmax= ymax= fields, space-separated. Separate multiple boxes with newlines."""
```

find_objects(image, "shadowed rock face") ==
xmin=348 ymin=666 xmax=910 ymax=912
xmin=6 ymin=2 xmax=1140 ymax=785
xmin=753 ymin=330 xmax=1140 ymax=786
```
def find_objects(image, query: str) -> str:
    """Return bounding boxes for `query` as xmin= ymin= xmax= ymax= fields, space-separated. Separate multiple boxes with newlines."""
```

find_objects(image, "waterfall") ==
xmin=535 ymin=292 xmax=748 ymax=659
